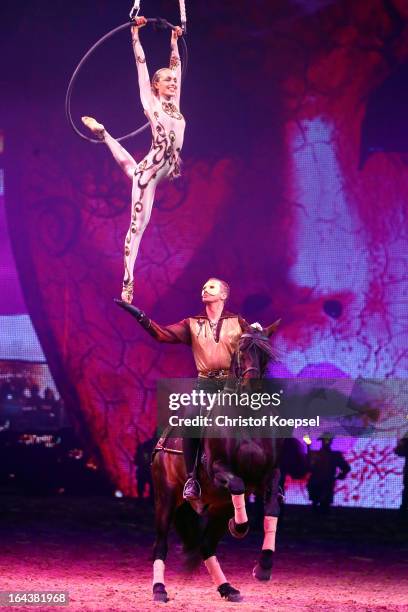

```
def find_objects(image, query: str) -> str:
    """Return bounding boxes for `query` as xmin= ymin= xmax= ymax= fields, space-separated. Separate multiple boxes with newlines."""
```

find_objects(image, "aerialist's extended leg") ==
xmin=122 ymin=174 xmax=156 ymax=302
xmin=81 ymin=116 xmax=156 ymax=303
xmin=81 ymin=116 xmax=136 ymax=178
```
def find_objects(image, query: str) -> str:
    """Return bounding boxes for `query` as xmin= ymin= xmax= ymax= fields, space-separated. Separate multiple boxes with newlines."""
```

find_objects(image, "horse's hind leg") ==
xmin=201 ymin=514 xmax=243 ymax=602
xmin=152 ymin=494 xmax=175 ymax=601
xmin=152 ymin=460 xmax=177 ymax=602
xmin=153 ymin=507 xmax=172 ymax=602
xmin=253 ymin=468 xmax=280 ymax=582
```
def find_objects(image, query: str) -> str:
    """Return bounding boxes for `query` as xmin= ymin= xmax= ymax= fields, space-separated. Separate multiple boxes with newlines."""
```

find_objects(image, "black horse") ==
xmin=151 ymin=325 xmax=302 ymax=603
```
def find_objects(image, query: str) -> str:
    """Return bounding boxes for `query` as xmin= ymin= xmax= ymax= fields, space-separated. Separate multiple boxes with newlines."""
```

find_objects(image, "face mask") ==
xmin=202 ymin=280 xmax=221 ymax=297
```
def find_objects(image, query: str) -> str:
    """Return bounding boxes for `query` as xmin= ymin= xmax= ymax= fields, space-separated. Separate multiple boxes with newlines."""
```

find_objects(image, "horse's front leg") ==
xmin=212 ymin=460 xmax=249 ymax=538
xmin=253 ymin=468 xmax=280 ymax=581
xmin=201 ymin=513 xmax=243 ymax=602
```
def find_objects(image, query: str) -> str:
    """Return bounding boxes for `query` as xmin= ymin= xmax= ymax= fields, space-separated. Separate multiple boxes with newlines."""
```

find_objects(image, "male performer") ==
xmin=307 ymin=433 xmax=351 ymax=513
xmin=115 ymin=278 xmax=279 ymax=501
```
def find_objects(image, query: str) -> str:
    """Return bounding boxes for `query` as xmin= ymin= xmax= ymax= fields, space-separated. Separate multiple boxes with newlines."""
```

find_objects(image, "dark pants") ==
xmin=183 ymin=376 xmax=226 ymax=476
xmin=401 ymin=473 xmax=408 ymax=513
xmin=308 ymin=480 xmax=335 ymax=514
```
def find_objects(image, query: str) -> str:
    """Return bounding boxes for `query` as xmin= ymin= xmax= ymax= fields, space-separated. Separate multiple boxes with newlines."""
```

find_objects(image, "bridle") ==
xmin=235 ymin=332 xmax=263 ymax=383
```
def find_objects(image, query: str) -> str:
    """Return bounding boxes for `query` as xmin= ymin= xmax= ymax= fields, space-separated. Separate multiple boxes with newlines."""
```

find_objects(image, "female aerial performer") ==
xmin=82 ymin=17 xmax=185 ymax=303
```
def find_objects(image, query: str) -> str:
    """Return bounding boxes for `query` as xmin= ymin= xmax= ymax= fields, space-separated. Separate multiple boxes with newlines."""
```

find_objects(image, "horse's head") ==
xmin=230 ymin=326 xmax=276 ymax=385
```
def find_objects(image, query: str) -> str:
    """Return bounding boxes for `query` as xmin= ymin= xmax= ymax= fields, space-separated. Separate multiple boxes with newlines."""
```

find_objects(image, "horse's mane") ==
xmin=231 ymin=329 xmax=277 ymax=379
xmin=239 ymin=331 xmax=276 ymax=361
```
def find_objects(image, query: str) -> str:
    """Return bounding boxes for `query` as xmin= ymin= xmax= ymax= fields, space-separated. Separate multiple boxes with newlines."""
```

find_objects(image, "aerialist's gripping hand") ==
xmin=131 ymin=16 xmax=147 ymax=41
xmin=113 ymin=299 xmax=149 ymax=326
xmin=132 ymin=16 xmax=147 ymax=28
xmin=172 ymin=26 xmax=183 ymax=41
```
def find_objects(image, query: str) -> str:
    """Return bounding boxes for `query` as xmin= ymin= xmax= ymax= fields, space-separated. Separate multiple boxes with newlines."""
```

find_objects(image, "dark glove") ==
xmin=113 ymin=299 xmax=151 ymax=328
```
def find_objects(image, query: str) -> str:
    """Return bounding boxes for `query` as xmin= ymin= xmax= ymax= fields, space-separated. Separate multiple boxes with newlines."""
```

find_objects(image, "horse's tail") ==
xmin=173 ymin=502 xmax=203 ymax=570
xmin=281 ymin=437 xmax=309 ymax=479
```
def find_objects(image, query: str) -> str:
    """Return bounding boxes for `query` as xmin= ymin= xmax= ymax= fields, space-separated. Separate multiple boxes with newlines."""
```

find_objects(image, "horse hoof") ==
xmin=153 ymin=583 xmax=169 ymax=602
xmin=218 ymin=582 xmax=243 ymax=602
xmin=227 ymin=591 xmax=244 ymax=602
xmin=252 ymin=563 xmax=271 ymax=581
xmin=153 ymin=592 xmax=168 ymax=602
xmin=228 ymin=518 xmax=249 ymax=539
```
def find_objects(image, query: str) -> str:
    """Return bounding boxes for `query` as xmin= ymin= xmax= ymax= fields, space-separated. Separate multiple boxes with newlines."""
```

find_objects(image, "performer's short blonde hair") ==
xmin=211 ymin=278 xmax=230 ymax=300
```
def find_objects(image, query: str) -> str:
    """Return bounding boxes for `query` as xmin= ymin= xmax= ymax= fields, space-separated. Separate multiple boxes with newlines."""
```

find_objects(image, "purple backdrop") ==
xmin=1 ymin=0 xmax=408 ymax=504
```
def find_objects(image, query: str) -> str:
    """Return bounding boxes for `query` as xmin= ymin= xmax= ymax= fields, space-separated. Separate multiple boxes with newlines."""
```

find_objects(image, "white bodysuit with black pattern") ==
xmin=102 ymin=29 xmax=185 ymax=302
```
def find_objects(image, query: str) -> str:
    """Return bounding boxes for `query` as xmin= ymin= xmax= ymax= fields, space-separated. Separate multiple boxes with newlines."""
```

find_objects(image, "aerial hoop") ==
xmin=65 ymin=18 xmax=188 ymax=144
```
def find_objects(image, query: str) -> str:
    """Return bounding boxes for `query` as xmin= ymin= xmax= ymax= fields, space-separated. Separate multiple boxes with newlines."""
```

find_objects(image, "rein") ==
xmin=234 ymin=332 xmax=265 ymax=383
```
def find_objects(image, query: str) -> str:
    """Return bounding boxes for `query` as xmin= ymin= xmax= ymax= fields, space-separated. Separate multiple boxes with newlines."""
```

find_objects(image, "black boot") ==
xmin=183 ymin=476 xmax=201 ymax=501
xmin=182 ymin=437 xmax=201 ymax=500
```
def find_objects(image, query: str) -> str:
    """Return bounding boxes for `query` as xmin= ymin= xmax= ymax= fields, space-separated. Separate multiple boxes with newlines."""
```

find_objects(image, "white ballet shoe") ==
xmin=81 ymin=116 xmax=105 ymax=139
xmin=121 ymin=280 xmax=134 ymax=304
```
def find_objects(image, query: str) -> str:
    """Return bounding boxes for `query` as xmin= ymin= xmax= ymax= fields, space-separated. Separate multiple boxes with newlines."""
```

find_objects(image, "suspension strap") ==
xmin=179 ymin=0 xmax=187 ymax=33
xmin=129 ymin=0 xmax=141 ymax=20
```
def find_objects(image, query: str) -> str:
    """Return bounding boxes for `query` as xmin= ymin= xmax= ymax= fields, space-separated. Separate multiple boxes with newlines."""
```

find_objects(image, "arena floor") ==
xmin=0 ymin=496 xmax=407 ymax=611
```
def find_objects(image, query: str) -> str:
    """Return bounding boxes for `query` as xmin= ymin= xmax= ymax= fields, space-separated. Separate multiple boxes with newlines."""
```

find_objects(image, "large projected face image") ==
xmin=4 ymin=1 xmax=408 ymax=505
xmin=276 ymin=113 xmax=408 ymax=507
xmin=266 ymin=3 xmax=408 ymax=507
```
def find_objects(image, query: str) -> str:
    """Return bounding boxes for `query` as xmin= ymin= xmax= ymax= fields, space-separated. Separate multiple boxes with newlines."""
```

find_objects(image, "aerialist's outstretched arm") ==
xmin=131 ymin=17 xmax=153 ymax=111
xmin=114 ymin=299 xmax=191 ymax=344
xmin=169 ymin=27 xmax=182 ymax=107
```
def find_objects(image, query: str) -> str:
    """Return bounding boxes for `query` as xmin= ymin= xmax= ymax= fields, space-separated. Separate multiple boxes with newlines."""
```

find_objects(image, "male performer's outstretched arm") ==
xmin=114 ymin=299 xmax=191 ymax=344
xmin=115 ymin=301 xmax=280 ymax=342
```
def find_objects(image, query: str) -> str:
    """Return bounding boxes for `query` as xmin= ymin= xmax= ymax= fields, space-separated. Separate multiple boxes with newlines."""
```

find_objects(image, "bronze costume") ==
xmin=115 ymin=300 xmax=279 ymax=493
xmin=140 ymin=309 xmax=278 ymax=375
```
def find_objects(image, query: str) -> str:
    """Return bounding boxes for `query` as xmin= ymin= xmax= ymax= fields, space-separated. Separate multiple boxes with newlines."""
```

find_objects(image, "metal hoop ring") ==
xmin=65 ymin=19 xmax=188 ymax=144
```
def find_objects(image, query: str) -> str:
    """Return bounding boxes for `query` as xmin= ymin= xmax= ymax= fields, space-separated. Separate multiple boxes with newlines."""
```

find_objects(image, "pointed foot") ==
xmin=121 ymin=280 xmax=134 ymax=304
xmin=81 ymin=116 xmax=105 ymax=139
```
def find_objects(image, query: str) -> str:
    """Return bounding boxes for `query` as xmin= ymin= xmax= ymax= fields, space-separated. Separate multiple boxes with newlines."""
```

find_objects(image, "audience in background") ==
xmin=0 ymin=376 xmax=64 ymax=429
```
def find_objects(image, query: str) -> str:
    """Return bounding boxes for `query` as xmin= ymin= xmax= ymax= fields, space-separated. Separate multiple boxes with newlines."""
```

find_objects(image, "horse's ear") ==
xmin=238 ymin=316 xmax=252 ymax=333
xmin=264 ymin=318 xmax=281 ymax=337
